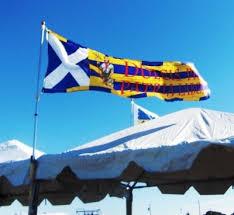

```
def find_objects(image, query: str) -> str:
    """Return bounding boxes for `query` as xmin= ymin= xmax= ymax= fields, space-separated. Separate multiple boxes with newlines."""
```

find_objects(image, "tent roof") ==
xmin=37 ymin=108 xmax=234 ymax=180
xmin=0 ymin=108 xmax=234 ymax=206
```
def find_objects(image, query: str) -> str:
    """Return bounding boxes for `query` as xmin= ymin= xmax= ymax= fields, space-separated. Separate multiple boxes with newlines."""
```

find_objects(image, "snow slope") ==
xmin=0 ymin=139 xmax=44 ymax=163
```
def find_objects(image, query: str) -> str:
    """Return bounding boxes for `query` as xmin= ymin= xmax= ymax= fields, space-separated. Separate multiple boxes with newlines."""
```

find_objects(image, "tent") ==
xmin=0 ymin=108 xmax=234 ymax=215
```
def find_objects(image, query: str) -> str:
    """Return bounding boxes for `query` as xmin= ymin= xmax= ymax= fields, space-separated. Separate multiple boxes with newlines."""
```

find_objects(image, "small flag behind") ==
xmin=43 ymin=29 xmax=210 ymax=101
xmin=132 ymin=100 xmax=159 ymax=125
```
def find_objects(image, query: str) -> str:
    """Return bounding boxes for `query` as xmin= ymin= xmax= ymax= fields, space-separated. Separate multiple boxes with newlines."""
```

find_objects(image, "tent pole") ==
xmin=126 ymin=187 xmax=133 ymax=215
xmin=28 ymin=157 xmax=40 ymax=215
xmin=125 ymin=171 xmax=145 ymax=215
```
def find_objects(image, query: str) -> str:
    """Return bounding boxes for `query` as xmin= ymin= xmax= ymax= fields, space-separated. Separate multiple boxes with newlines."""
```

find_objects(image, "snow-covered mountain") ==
xmin=0 ymin=139 xmax=44 ymax=163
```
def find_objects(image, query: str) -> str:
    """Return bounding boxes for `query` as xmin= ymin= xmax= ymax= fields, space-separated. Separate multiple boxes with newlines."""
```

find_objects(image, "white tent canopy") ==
xmin=37 ymin=108 xmax=234 ymax=181
xmin=0 ymin=108 xmax=234 ymax=206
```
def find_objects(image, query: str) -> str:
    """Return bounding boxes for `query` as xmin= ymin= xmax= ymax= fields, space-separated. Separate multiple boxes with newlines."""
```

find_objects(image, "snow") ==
xmin=0 ymin=139 xmax=44 ymax=163
xmin=0 ymin=140 xmax=45 ymax=186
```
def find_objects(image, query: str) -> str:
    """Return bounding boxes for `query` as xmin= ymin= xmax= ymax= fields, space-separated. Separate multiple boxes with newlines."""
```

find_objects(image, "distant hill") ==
xmin=0 ymin=139 xmax=44 ymax=163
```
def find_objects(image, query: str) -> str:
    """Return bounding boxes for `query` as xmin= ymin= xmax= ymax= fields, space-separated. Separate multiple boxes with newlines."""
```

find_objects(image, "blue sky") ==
xmin=1 ymin=0 xmax=234 ymax=214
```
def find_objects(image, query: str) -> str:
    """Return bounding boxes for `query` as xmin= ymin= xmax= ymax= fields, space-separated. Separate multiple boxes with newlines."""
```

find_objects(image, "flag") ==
xmin=132 ymin=100 xmax=159 ymax=125
xmin=43 ymin=30 xmax=210 ymax=101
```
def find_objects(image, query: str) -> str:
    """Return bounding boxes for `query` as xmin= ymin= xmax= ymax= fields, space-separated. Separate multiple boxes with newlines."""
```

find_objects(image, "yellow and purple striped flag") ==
xmin=43 ymin=30 xmax=210 ymax=101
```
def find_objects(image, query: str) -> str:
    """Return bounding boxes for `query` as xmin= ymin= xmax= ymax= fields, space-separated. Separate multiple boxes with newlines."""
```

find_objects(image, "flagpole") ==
xmin=28 ymin=21 xmax=46 ymax=215
xmin=130 ymin=99 xmax=134 ymax=126
xmin=32 ymin=21 xmax=45 ymax=159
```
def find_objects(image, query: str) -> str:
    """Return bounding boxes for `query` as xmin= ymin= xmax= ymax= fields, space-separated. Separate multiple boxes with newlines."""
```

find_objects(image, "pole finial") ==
xmin=41 ymin=21 xmax=46 ymax=31
xmin=40 ymin=21 xmax=46 ymax=44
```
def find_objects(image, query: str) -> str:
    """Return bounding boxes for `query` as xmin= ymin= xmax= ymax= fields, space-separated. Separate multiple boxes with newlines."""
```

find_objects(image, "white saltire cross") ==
xmin=44 ymin=33 xmax=90 ymax=89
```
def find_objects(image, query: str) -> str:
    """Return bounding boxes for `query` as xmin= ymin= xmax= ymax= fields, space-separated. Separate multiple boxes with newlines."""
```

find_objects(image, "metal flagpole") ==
xmin=28 ymin=21 xmax=46 ymax=215
xmin=130 ymin=99 xmax=134 ymax=126
xmin=32 ymin=21 xmax=45 ymax=160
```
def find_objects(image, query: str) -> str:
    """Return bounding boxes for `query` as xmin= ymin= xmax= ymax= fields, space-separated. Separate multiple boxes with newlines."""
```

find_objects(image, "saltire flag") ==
xmin=131 ymin=100 xmax=159 ymax=125
xmin=43 ymin=29 xmax=210 ymax=101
